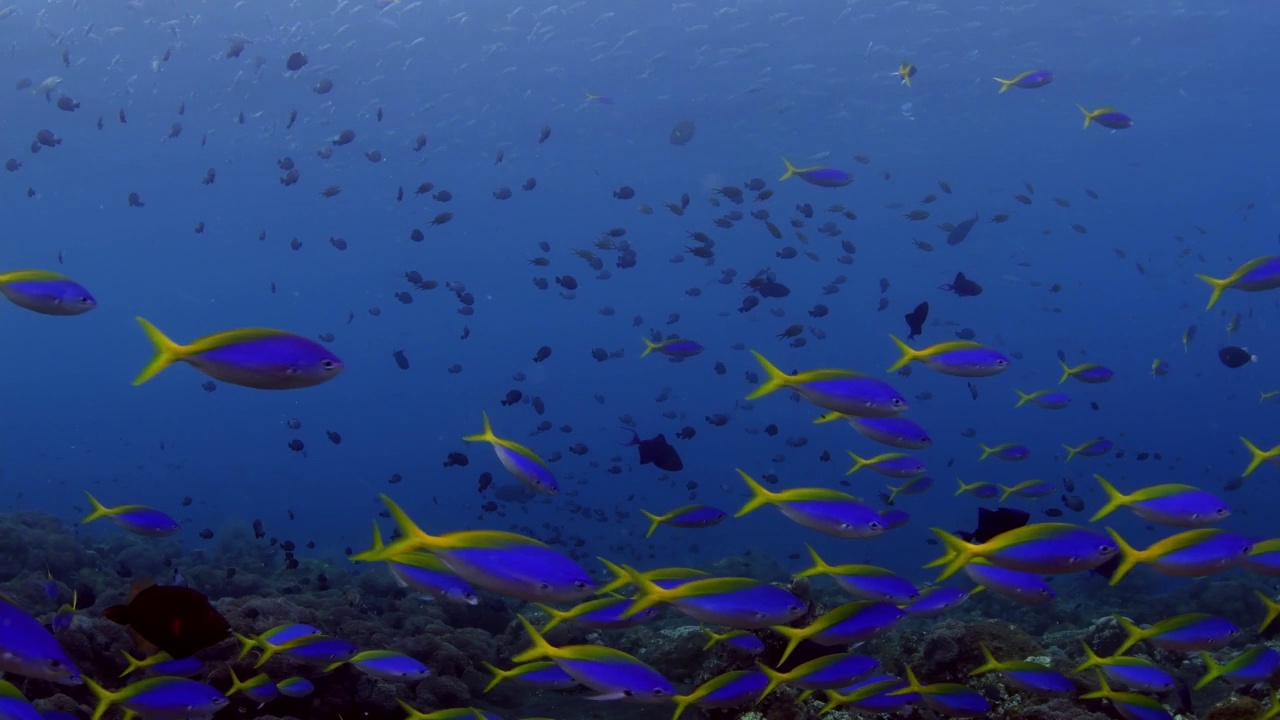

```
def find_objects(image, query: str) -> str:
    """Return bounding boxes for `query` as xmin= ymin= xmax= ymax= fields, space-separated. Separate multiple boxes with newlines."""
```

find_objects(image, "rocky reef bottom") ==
xmin=2 ymin=510 xmax=1275 ymax=720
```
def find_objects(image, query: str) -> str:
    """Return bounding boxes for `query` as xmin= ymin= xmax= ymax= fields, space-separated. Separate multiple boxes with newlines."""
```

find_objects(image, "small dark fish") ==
xmin=392 ymin=350 xmax=409 ymax=370
xmin=538 ymin=125 xmax=552 ymax=144
xmin=613 ymin=186 xmax=635 ymax=200
xmin=532 ymin=346 xmax=552 ymax=363
xmin=285 ymin=51 xmax=308 ymax=71
xmin=621 ymin=429 xmax=683 ymax=471
xmin=326 ymin=430 xmax=342 ymax=444
xmin=1219 ymin=346 xmax=1255 ymax=369
xmin=904 ymin=302 xmax=928 ymax=340
xmin=954 ymin=507 xmax=1030 ymax=544
xmin=669 ymin=119 xmax=696 ymax=146
xmin=946 ymin=213 xmax=980 ymax=246
xmin=103 ymin=582 xmax=229 ymax=658
xmin=940 ymin=272 xmax=982 ymax=297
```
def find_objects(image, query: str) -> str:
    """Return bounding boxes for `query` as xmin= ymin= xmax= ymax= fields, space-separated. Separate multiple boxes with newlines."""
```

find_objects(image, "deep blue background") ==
xmin=2 ymin=0 xmax=1277 ymax=585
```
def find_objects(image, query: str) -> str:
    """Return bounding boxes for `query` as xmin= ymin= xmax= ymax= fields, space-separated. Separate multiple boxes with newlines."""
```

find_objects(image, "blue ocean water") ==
xmin=3 ymin=0 xmax=1280 ymax=717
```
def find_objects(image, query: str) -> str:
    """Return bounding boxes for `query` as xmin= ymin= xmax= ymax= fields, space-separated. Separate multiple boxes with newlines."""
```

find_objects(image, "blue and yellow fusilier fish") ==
xmin=993 ymin=69 xmax=1054 ymax=92
xmin=324 ymin=650 xmax=430 ymax=680
xmin=233 ymin=623 xmax=322 ymax=666
xmin=1078 ymin=671 xmax=1172 ymax=720
xmin=641 ymin=336 xmax=704 ymax=358
xmin=827 ymin=414 xmax=931 ymax=450
xmin=1104 ymin=528 xmax=1251 ymax=585
xmin=1014 ymin=389 xmax=1072 ymax=409
xmin=926 ymin=523 xmax=1118 ymax=580
xmin=885 ymin=476 xmax=933 ymax=503
xmin=132 ymin=317 xmax=344 ymax=389
xmin=846 ymin=451 xmax=926 ymax=479
xmin=746 ymin=351 xmax=907 ymax=417
xmin=961 ymin=560 xmax=1055 ymax=604
xmin=1197 ymin=255 xmax=1280 ymax=309
xmin=903 ymin=587 xmax=973 ymax=618
xmin=979 ymin=443 xmax=1031 ymax=461
xmin=225 ymin=668 xmax=279 ymax=705
xmin=1075 ymin=643 xmax=1174 ymax=693
xmin=1062 ymin=437 xmax=1113 ymax=462
xmin=897 ymin=62 xmax=917 ymax=87
xmin=734 ymin=469 xmax=888 ymax=539
xmin=756 ymin=653 xmax=880 ymax=700
xmin=1059 ymin=360 xmax=1115 ymax=384
xmin=463 ymin=412 xmax=558 ymax=495
xmin=887 ymin=666 xmax=990 ymax=717
xmin=1090 ymin=475 xmax=1229 ymax=527
xmin=512 ymin=616 xmax=674 ymax=703
xmin=820 ymin=675 xmax=918 ymax=715
xmin=672 ymin=670 xmax=768 ymax=720
xmin=779 ymin=157 xmax=853 ymax=188
xmin=533 ymin=596 xmax=657 ymax=633
xmin=701 ymin=628 xmax=765 ymax=655
xmin=352 ymin=495 xmax=596 ymax=603
xmin=119 ymin=651 xmax=204 ymax=678
xmin=770 ymin=601 xmax=906 ymax=664
xmin=887 ymin=336 xmax=1010 ymax=377
xmin=1114 ymin=613 xmax=1239 ymax=654
xmin=267 ymin=634 xmax=359 ymax=667
xmin=794 ymin=545 xmax=919 ymax=603
xmin=639 ymin=504 xmax=727 ymax=538
xmin=84 ymin=676 xmax=228 ymax=720
xmin=955 ymin=478 xmax=999 ymax=499
xmin=998 ymin=480 xmax=1054 ymax=501
xmin=0 ymin=595 xmax=82 ymax=685
xmin=618 ymin=565 xmax=806 ymax=629
xmin=1076 ymin=104 xmax=1133 ymax=130
xmin=398 ymin=704 xmax=503 ymax=720
xmin=482 ymin=661 xmax=576 ymax=693
xmin=366 ymin=524 xmax=478 ymax=605
xmin=0 ymin=270 xmax=96 ymax=315
xmin=276 ymin=677 xmax=315 ymax=698
xmin=969 ymin=645 xmax=1073 ymax=697
xmin=81 ymin=492 xmax=180 ymax=537
xmin=595 ymin=558 xmax=708 ymax=595
xmin=1195 ymin=646 xmax=1280 ymax=689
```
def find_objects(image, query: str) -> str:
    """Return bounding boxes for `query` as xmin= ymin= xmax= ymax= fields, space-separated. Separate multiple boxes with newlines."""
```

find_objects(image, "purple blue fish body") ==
xmin=780 ymin=158 xmax=853 ymax=187
xmin=0 ymin=270 xmax=96 ymax=316
xmin=133 ymin=317 xmax=343 ymax=389
xmin=0 ymin=597 xmax=81 ymax=685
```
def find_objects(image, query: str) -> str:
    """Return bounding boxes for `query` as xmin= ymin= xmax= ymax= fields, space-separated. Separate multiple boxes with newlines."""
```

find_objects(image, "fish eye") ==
xmin=868 ymin=521 xmax=883 ymax=531
xmin=622 ymin=690 xmax=634 ymax=697
xmin=653 ymin=688 xmax=666 ymax=696
xmin=48 ymin=659 xmax=62 ymax=668
xmin=1099 ymin=544 xmax=1115 ymax=554
xmin=1216 ymin=507 xmax=1228 ymax=515
xmin=78 ymin=296 xmax=91 ymax=303
xmin=539 ymin=582 xmax=552 ymax=591
xmin=891 ymin=398 xmax=905 ymax=407
xmin=573 ymin=580 xmax=589 ymax=589
xmin=321 ymin=359 xmax=336 ymax=369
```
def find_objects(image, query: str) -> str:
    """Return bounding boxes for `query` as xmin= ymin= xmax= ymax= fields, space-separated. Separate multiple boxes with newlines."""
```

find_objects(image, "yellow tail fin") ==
xmin=733 ymin=468 xmax=776 ymax=517
xmin=462 ymin=412 xmax=496 ymax=443
xmin=886 ymin=335 xmax=918 ymax=373
xmin=1089 ymin=475 xmax=1128 ymax=522
xmin=779 ymin=157 xmax=798 ymax=182
xmin=1195 ymin=273 xmax=1231 ymax=310
xmin=81 ymin=491 xmax=111 ymax=524
xmin=745 ymin=350 xmax=791 ymax=400
xmin=133 ymin=317 xmax=185 ymax=386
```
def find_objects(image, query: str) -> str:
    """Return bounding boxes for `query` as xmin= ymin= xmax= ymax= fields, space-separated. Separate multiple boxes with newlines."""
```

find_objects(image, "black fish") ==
xmin=669 ymin=119 xmax=696 ymax=146
xmin=904 ymin=302 xmax=928 ymax=340
xmin=621 ymin=429 xmax=683 ymax=472
xmin=941 ymin=272 xmax=983 ymax=297
xmin=103 ymin=582 xmax=230 ymax=658
xmin=946 ymin=213 xmax=979 ymax=246
xmin=1219 ymin=346 xmax=1255 ymax=369
xmin=953 ymin=507 xmax=1029 ymax=544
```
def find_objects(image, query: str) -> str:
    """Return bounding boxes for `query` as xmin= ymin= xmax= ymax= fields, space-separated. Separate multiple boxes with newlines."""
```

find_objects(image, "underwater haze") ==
xmin=3 ymin=0 xmax=1280 ymax=719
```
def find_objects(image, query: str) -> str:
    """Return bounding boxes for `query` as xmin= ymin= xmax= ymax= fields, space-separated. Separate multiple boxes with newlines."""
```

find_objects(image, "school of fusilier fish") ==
xmin=5 ymin=1 xmax=1280 ymax=720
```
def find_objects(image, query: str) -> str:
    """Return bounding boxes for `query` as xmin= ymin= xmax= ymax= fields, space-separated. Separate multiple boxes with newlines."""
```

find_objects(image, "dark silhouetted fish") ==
xmin=621 ymin=429 xmax=684 ymax=472
xmin=669 ymin=120 xmax=696 ymax=146
xmin=953 ymin=507 xmax=1029 ymax=544
xmin=946 ymin=213 xmax=979 ymax=246
xmin=103 ymin=581 xmax=229 ymax=658
xmin=904 ymin=302 xmax=928 ymax=340
xmin=941 ymin=272 xmax=983 ymax=297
